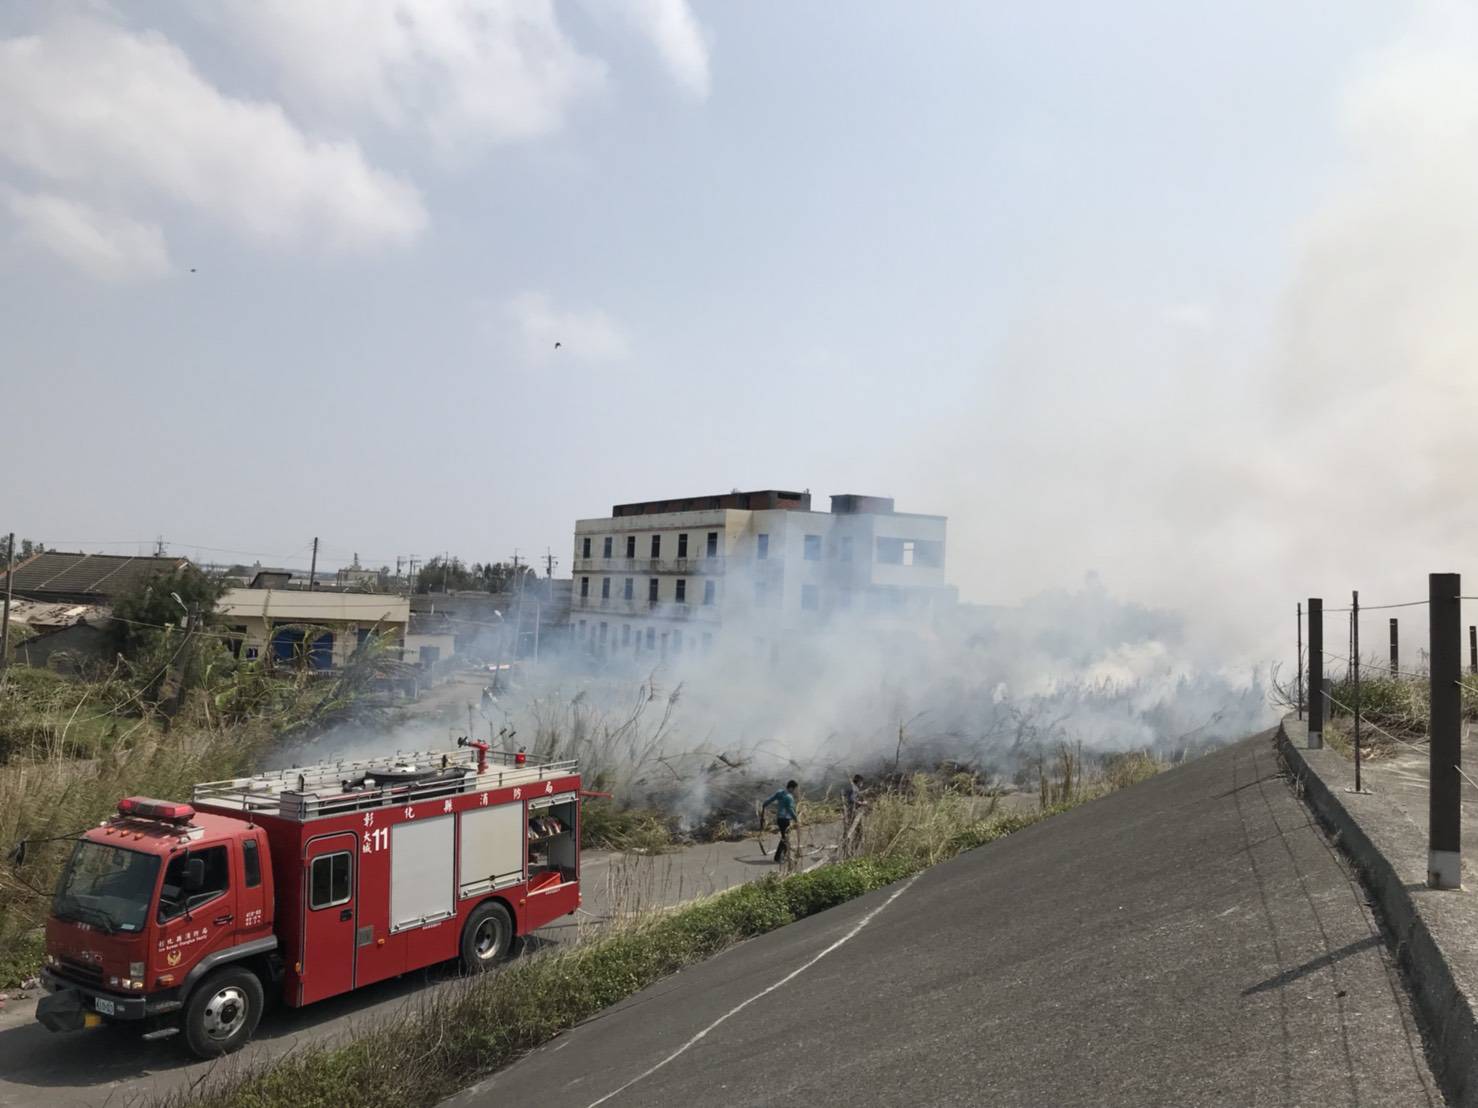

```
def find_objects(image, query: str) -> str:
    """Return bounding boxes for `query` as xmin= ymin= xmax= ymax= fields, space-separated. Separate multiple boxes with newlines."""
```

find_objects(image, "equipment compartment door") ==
xmin=301 ymin=832 xmax=357 ymax=1004
xmin=390 ymin=815 xmax=454 ymax=931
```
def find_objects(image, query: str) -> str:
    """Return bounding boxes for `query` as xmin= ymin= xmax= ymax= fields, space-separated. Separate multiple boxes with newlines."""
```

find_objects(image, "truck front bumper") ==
xmin=37 ymin=969 xmax=180 ymax=1031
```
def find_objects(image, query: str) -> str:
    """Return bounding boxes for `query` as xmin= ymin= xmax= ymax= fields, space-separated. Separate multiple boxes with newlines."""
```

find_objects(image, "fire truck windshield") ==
xmin=53 ymin=841 xmax=160 ymax=934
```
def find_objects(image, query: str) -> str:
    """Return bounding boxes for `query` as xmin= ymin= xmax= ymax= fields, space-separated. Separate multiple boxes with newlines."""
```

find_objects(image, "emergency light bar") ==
xmin=117 ymin=797 xmax=196 ymax=824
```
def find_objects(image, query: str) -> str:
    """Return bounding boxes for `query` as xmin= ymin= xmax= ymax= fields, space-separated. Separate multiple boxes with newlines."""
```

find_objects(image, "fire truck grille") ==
xmin=55 ymin=956 xmax=104 ymax=987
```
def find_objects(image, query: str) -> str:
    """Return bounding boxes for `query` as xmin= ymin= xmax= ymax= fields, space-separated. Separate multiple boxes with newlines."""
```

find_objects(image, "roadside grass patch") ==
xmin=579 ymin=798 xmax=676 ymax=853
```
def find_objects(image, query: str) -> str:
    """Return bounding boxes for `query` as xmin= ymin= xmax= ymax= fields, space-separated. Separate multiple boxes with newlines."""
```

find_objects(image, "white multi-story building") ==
xmin=569 ymin=489 xmax=954 ymax=659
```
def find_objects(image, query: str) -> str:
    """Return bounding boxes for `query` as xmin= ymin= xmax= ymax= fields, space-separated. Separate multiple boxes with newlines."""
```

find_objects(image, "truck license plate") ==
xmin=94 ymin=997 xmax=116 ymax=1017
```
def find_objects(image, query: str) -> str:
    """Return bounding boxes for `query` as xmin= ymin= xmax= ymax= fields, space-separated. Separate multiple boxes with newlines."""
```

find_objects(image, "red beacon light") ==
xmin=117 ymin=797 xmax=196 ymax=824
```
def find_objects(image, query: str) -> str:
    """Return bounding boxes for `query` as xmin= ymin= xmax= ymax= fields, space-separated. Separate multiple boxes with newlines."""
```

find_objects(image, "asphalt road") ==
xmin=450 ymin=733 xmax=1442 ymax=1108
xmin=0 ymin=830 xmax=834 ymax=1107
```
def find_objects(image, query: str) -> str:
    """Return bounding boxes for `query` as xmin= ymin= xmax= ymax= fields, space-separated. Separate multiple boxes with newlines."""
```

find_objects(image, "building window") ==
xmin=598 ymin=622 xmax=608 ymax=645
xmin=801 ymin=584 xmax=819 ymax=610
xmin=678 ymin=533 xmax=688 ymax=558
xmin=675 ymin=579 xmax=686 ymax=604
xmin=626 ymin=535 xmax=636 ymax=558
xmin=580 ymin=576 xmax=589 ymax=598
xmin=757 ymin=534 xmax=769 ymax=560
xmin=578 ymin=620 xmax=587 ymax=638
xmin=672 ymin=630 xmax=683 ymax=654
xmin=876 ymin=538 xmax=903 ymax=564
xmin=703 ymin=580 xmax=716 ymax=606
xmin=754 ymin=581 xmax=767 ymax=607
xmin=702 ymin=632 xmax=713 ymax=651
xmin=623 ymin=577 xmax=634 ymax=600
xmin=903 ymin=540 xmax=916 ymax=566
xmin=707 ymin=532 xmax=718 ymax=557
xmin=646 ymin=627 xmax=656 ymax=649
xmin=651 ymin=534 xmax=661 ymax=558
xmin=582 ymin=537 xmax=591 ymax=559
xmin=621 ymin=624 xmax=631 ymax=646
xmin=601 ymin=578 xmax=611 ymax=600
xmin=603 ymin=536 xmax=613 ymax=559
xmin=648 ymin=578 xmax=659 ymax=605
xmin=804 ymin=534 xmax=821 ymax=561
xmin=839 ymin=536 xmax=853 ymax=562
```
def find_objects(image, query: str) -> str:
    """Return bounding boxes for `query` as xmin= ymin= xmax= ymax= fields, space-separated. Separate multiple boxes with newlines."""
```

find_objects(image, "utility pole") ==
xmin=1390 ymin=618 xmax=1399 ymax=676
xmin=166 ymin=603 xmax=199 ymax=727
xmin=1 ymin=532 xmax=14 ymax=672
xmin=309 ymin=537 xmax=319 ymax=591
xmin=1429 ymin=573 xmax=1461 ymax=889
xmin=154 ymin=535 xmax=166 ymax=557
xmin=545 ymin=547 xmax=557 ymax=579
xmin=510 ymin=551 xmax=523 ymax=660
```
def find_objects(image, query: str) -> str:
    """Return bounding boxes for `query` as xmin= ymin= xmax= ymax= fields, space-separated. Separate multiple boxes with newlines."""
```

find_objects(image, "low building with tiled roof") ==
xmin=0 ymin=551 xmax=193 ymax=604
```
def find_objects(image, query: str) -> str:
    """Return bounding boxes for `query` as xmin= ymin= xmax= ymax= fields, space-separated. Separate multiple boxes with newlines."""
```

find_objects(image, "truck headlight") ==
xmin=129 ymin=961 xmax=144 ymax=977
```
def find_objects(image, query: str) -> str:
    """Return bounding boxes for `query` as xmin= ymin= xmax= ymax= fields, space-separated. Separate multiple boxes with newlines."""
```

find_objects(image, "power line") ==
xmin=1321 ymin=599 xmax=1430 ymax=613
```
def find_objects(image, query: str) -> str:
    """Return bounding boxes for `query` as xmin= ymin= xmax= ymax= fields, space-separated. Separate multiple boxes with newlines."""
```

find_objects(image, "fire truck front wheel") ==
xmin=461 ymin=902 xmax=513 ymax=973
xmin=182 ymin=966 xmax=263 ymax=1058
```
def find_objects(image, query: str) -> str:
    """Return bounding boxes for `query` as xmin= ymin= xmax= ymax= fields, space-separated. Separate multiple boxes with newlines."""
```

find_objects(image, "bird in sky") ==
xmin=554 ymin=341 xmax=561 ymax=350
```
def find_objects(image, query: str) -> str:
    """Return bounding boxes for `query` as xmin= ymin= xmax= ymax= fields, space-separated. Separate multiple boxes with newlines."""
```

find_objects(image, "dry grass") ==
xmin=0 ymin=716 xmax=273 ymax=980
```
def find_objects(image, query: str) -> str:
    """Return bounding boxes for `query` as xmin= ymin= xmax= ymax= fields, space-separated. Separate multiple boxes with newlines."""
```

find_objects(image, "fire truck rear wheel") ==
xmin=461 ymin=902 xmax=513 ymax=973
xmin=183 ymin=966 xmax=263 ymax=1058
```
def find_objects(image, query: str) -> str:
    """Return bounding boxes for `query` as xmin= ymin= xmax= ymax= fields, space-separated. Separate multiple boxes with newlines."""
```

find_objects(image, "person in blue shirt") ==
xmin=761 ymin=780 xmax=799 ymax=864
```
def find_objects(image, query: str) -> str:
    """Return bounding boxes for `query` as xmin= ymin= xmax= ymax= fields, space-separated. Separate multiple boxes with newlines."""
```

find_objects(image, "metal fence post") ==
xmin=1390 ymin=617 xmax=1399 ymax=676
xmin=1353 ymin=591 xmax=1362 ymax=793
xmin=1307 ymin=598 xmax=1323 ymax=749
xmin=1429 ymin=573 xmax=1462 ymax=889
xmin=1297 ymin=602 xmax=1304 ymax=720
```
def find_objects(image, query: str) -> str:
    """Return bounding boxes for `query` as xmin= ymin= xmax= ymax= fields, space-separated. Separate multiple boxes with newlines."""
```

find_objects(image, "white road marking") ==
xmin=584 ymin=874 xmax=921 ymax=1108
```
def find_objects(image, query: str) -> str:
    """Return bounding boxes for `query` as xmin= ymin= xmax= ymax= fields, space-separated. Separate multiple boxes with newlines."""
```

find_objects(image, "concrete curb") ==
xmin=1276 ymin=718 xmax=1478 ymax=1106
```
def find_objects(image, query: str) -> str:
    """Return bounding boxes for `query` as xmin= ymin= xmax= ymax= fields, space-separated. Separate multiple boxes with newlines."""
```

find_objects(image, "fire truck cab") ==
xmin=37 ymin=745 xmax=580 ymax=1057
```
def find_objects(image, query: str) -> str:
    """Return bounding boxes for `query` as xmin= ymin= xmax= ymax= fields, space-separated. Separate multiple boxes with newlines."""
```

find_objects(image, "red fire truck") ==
xmin=35 ymin=741 xmax=580 ymax=1057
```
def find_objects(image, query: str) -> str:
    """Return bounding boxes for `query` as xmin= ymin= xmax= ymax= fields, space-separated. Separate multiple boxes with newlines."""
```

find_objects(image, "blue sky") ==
xmin=4 ymin=1 xmax=1473 ymax=661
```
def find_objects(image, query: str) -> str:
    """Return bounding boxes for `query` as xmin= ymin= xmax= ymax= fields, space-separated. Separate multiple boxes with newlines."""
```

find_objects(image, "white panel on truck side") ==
xmin=390 ymin=815 xmax=454 ymax=931
xmin=458 ymin=803 xmax=525 ymax=897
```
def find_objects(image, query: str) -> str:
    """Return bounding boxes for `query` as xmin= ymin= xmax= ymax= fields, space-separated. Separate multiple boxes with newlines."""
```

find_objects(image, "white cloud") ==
xmin=504 ymin=291 xmax=630 ymax=363
xmin=618 ymin=0 xmax=711 ymax=100
xmin=4 ymin=191 xmax=172 ymax=282
xmin=0 ymin=18 xmax=426 ymax=279
xmin=213 ymin=1 xmax=607 ymax=150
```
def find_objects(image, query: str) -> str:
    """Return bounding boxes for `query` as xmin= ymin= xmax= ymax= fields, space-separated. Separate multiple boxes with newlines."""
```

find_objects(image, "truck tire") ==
xmin=182 ymin=966 xmax=263 ymax=1058
xmin=461 ymin=901 xmax=513 ymax=973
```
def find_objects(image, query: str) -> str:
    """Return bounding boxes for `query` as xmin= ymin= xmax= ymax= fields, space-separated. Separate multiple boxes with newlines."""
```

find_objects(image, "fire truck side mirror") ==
xmin=182 ymin=857 xmax=205 ymax=892
xmin=7 ymin=841 xmax=26 ymax=867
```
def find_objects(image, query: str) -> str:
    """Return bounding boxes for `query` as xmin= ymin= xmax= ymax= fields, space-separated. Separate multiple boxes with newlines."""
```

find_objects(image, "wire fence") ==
xmin=1298 ymin=577 xmax=1478 ymax=885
